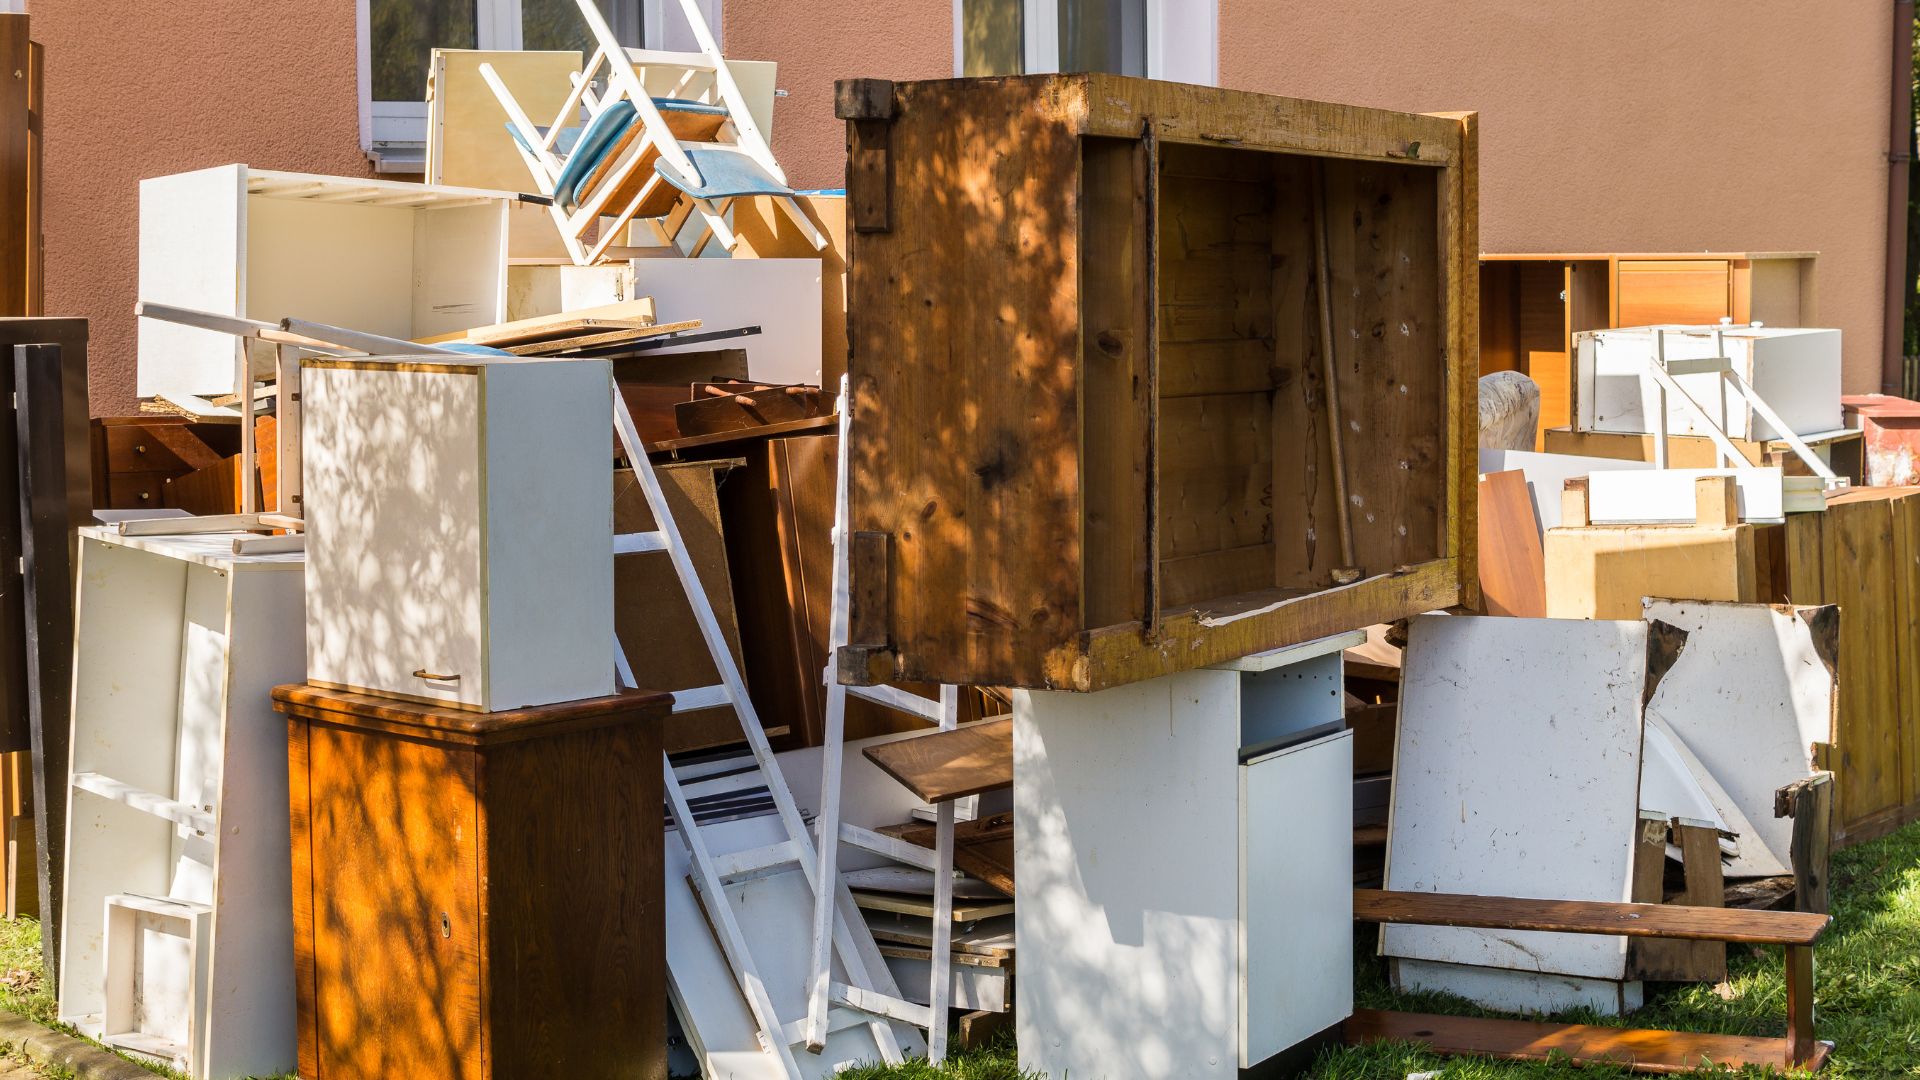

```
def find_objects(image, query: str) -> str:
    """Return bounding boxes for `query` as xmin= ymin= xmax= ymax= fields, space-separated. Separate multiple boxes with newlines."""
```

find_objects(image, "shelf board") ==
xmin=71 ymin=772 xmax=214 ymax=834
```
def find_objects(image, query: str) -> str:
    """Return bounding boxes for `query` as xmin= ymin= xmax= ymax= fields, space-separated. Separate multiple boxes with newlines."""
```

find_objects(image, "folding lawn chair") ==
xmin=481 ymin=0 xmax=826 ymax=263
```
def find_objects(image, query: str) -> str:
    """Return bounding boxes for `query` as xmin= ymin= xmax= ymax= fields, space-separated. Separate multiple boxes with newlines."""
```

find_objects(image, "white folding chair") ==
xmin=480 ymin=0 xmax=826 ymax=263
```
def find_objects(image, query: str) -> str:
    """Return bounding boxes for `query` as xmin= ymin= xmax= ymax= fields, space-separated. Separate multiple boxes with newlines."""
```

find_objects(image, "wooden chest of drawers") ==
xmin=272 ymin=684 xmax=669 ymax=1080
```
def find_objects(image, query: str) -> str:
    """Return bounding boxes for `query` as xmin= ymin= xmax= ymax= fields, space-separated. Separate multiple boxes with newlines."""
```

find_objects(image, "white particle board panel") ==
xmin=1239 ymin=730 xmax=1352 ymax=1065
xmin=1585 ymin=467 xmax=1817 ymax=525
xmin=59 ymin=529 xmax=305 ymax=1080
xmin=1575 ymin=326 xmax=1842 ymax=441
xmin=138 ymin=166 xmax=515 ymax=400
xmin=1642 ymin=599 xmax=1835 ymax=879
xmin=1644 ymin=716 xmax=1779 ymax=875
xmin=1383 ymin=615 xmax=1647 ymax=983
xmin=301 ymin=357 xmax=613 ymax=711
xmin=1391 ymin=958 xmax=1643 ymax=1017
xmin=1016 ymin=671 xmax=1246 ymax=1080
xmin=882 ymin=954 xmax=1009 ymax=1012
xmin=626 ymin=258 xmax=821 ymax=384
xmin=1478 ymin=449 xmax=1653 ymax=534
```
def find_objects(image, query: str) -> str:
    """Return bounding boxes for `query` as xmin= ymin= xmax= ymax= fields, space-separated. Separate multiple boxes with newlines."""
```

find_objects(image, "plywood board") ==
xmin=1543 ymin=522 xmax=1755 ymax=620
xmin=1477 ymin=470 xmax=1544 ymax=617
xmin=1383 ymin=615 xmax=1646 ymax=982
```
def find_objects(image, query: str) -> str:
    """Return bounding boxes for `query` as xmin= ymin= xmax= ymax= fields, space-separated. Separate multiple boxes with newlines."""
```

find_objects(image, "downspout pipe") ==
xmin=1885 ymin=0 xmax=1914 ymax=395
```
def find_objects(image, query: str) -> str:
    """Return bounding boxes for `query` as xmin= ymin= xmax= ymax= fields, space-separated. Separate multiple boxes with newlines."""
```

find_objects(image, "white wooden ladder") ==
xmin=803 ymin=381 xmax=963 ymax=1061
xmin=609 ymin=389 xmax=930 ymax=1078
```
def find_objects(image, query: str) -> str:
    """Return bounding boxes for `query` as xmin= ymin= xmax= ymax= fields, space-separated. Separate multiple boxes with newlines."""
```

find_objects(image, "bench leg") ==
xmin=1786 ymin=944 xmax=1815 ymax=1067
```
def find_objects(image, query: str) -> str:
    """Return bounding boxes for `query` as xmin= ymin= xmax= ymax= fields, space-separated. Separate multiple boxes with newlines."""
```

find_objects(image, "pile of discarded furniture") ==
xmin=0 ymin=4 xmax=1912 ymax=1078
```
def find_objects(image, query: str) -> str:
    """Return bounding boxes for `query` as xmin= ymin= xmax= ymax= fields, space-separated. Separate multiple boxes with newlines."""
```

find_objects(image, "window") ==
xmin=955 ymin=0 xmax=1214 ymax=84
xmin=357 ymin=0 xmax=679 ymax=168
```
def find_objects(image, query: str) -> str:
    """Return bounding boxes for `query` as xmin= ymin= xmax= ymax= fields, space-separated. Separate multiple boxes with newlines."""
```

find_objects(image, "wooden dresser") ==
xmin=271 ymin=685 xmax=670 ymax=1080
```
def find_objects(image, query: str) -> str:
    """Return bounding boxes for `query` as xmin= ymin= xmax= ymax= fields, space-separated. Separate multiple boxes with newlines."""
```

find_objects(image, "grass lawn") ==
xmin=849 ymin=818 xmax=1920 ymax=1079
xmin=1 ymin=819 xmax=1913 ymax=1079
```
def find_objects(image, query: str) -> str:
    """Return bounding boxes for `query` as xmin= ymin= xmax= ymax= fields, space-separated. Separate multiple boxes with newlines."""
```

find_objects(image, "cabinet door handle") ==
xmin=413 ymin=670 xmax=461 ymax=682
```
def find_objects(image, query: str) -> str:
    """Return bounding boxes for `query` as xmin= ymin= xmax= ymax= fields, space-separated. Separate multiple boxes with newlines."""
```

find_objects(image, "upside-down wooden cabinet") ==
xmin=835 ymin=74 xmax=1479 ymax=691
xmin=273 ymin=685 xmax=671 ymax=1080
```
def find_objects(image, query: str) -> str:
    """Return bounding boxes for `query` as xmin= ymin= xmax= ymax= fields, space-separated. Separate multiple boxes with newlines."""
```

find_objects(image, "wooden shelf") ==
xmin=1354 ymin=888 xmax=1828 ymax=946
xmin=71 ymin=772 xmax=214 ymax=834
xmin=862 ymin=718 xmax=1012 ymax=804
xmin=1347 ymin=1009 xmax=1832 ymax=1074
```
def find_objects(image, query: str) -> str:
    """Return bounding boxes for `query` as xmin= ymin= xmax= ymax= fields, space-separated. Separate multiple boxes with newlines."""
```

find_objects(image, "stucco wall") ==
xmin=1219 ymin=0 xmax=1896 ymax=393
xmin=724 ymin=0 xmax=951 ymax=193
xmin=729 ymin=1 xmax=1896 ymax=393
xmin=28 ymin=1 xmax=1900 ymax=408
xmin=34 ymin=0 xmax=373 ymax=415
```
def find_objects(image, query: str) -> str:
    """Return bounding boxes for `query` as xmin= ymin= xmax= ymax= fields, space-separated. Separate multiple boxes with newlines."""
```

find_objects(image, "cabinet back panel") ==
xmin=1157 ymin=147 xmax=1443 ymax=609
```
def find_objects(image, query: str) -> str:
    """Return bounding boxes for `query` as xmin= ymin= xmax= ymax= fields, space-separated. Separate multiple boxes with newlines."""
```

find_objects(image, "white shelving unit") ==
xmin=137 ymin=165 xmax=519 ymax=400
xmin=57 ymin=528 xmax=306 ymax=1080
xmin=1013 ymin=631 xmax=1361 ymax=1079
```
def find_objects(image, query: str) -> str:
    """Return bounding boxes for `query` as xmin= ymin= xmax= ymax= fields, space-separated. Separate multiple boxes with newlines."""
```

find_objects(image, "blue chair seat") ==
xmin=654 ymin=146 xmax=795 ymax=201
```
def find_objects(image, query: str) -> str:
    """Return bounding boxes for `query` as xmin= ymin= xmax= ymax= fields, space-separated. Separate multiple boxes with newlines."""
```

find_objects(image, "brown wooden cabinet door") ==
xmin=308 ymin=727 xmax=483 ymax=1080
xmin=1616 ymin=260 xmax=1732 ymax=326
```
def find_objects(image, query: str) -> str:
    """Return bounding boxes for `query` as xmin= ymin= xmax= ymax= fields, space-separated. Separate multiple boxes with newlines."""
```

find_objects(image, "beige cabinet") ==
xmin=301 ymin=357 xmax=614 ymax=711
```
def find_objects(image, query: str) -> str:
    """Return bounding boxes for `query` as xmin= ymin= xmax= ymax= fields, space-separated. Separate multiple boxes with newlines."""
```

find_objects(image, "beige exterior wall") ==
xmin=30 ymin=1 xmax=1899 ymax=409
xmin=35 ymin=0 xmax=373 ymax=415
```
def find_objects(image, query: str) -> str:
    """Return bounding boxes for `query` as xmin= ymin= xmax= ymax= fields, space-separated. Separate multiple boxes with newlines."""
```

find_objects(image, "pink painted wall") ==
xmin=1219 ymin=0 xmax=1896 ymax=394
xmin=732 ymin=1 xmax=1896 ymax=392
xmin=27 ymin=0 xmax=1900 ymax=408
xmin=724 ymin=0 xmax=952 ymax=192
xmin=33 ymin=0 xmax=373 ymax=415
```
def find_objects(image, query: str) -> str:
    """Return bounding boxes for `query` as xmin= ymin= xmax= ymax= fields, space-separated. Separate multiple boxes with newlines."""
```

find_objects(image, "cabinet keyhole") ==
xmin=440 ymin=912 xmax=452 ymax=938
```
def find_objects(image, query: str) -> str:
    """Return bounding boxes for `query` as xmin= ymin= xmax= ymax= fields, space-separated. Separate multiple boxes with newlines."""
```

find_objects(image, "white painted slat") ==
xmin=831 ymin=983 xmax=935 ymax=1031
xmin=72 ymin=772 xmax=215 ymax=835
xmin=714 ymin=840 xmax=803 ymax=883
xmin=779 ymin=1007 xmax=868 ymax=1047
xmin=838 ymin=824 xmax=939 ymax=871
xmin=846 ymin=682 xmax=944 ymax=723
xmin=614 ymin=531 xmax=668 ymax=555
xmin=670 ymin=684 xmax=731 ymax=713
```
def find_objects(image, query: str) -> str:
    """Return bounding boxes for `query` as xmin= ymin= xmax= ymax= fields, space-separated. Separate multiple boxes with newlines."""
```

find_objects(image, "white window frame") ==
xmin=952 ymin=0 xmax=1215 ymax=86
xmin=357 ymin=0 xmax=679 ymax=151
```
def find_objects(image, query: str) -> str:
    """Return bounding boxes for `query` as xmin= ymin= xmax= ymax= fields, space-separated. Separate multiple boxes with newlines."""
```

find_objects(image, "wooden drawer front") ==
xmin=101 ymin=422 xmax=224 ymax=475
xmin=306 ymin=725 xmax=482 ymax=1080
xmin=1616 ymin=260 xmax=1730 ymax=327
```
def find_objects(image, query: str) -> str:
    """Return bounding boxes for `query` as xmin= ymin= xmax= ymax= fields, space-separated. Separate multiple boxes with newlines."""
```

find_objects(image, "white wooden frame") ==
xmin=481 ymin=0 xmax=822 ymax=264
xmin=101 ymin=894 xmax=212 ymax=1070
xmin=606 ymin=382 xmax=924 ymax=1078
xmin=806 ymin=382 xmax=961 ymax=1060
xmin=953 ymin=0 xmax=1216 ymax=84
xmin=1645 ymin=326 xmax=1839 ymax=482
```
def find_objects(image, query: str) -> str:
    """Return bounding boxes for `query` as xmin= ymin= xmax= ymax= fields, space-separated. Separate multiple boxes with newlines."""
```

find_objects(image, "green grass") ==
xmin=2 ymin=820 xmax=1915 ymax=1079
xmin=853 ymin=819 xmax=1920 ymax=1079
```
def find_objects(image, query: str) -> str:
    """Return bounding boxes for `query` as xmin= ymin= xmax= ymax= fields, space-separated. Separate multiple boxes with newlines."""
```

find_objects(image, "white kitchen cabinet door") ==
xmin=302 ymin=357 xmax=614 ymax=711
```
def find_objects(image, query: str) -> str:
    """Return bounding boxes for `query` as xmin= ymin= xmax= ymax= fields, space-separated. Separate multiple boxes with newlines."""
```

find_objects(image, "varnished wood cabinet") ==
xmin=837 ymin=74 xmax=1480 ymax=692
xmin=272 ymin=685 xmax=670 ymax=1080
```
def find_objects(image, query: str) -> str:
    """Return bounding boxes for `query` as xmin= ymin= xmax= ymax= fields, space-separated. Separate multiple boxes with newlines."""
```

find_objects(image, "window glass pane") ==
xmin=371 ymin=0 xmax=477 ymax=102
xmin=962 ymin=0 xmax=1024 ymax=77
xmin=1059 ymin=0 xmax=1145 ymax=77
xmin=524 ymin=0 xmax=642 ymax=53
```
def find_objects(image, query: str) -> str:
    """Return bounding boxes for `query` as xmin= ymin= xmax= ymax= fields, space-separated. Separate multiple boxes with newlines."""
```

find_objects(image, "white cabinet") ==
xmin=301 ymin=356 xmax=615 ymax=711
xmin=1014 ymin=632 xmax=1358 ymax=1080
xmin=58 ymin=529 xmax=306 ymax=1080
xmin=1575 ymin=325 xmax=1842 ymax=441
xmin=138 ymin=166 xmax=517 ymax=400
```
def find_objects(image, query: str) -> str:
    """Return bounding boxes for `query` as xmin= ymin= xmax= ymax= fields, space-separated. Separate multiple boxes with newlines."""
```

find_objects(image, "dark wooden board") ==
xmin=674 ymin=384 xmax=827 ymax=438
xmin=879 ymin=811 xmax=1015 ymax=896
xmin=1353 ymin=888 xmax=1827 ymax=945
xmin=862 ymin=718 xmax=1012 ymax=804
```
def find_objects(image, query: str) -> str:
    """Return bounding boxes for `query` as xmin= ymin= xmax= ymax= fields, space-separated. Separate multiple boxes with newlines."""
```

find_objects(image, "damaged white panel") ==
xmin=1640 ymin=718 xmax=1761 ymax=868
xmin=1641 ymin=599 xmax=1837 ymax=880
xmin=1383 ymin=615 xmax=1649 ymax=983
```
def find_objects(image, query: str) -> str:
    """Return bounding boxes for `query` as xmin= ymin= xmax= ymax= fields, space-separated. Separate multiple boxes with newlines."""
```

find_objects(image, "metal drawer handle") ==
xmin=413 ymin=670 xmax=461 ymax=682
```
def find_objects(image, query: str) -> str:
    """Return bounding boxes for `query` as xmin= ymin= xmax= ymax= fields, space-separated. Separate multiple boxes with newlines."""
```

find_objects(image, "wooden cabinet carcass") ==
xmin=836 ymin=74 xmax=1479 ymax=691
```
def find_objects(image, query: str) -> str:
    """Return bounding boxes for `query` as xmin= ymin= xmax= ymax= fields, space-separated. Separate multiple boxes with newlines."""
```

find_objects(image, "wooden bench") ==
xmin=1348 ymin=889 xmax=1832 ymax=1073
